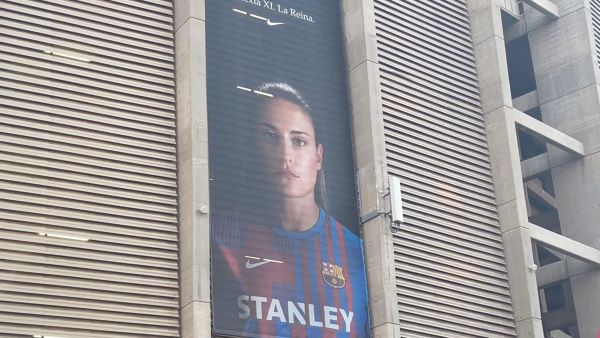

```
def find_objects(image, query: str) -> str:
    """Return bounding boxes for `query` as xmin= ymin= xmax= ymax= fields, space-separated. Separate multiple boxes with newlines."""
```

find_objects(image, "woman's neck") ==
xmin=279 ymin=197 xmax=320 ymax=232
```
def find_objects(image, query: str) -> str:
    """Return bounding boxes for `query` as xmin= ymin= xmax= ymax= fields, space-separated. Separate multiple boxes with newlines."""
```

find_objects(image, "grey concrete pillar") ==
xmin=174 ymin=1 xmax=212 ymax=337
xmin=527 ymin=1 xmax=600 ymax=336
xmin=341 ymin=0 xmax=401 ymax=337
xmin=466 ymin=0 xmax=545 ymax=336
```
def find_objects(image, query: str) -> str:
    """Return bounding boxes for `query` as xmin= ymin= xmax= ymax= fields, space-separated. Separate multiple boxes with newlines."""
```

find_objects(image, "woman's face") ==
xmin=256 ymin=98 xmax=323 ymax=199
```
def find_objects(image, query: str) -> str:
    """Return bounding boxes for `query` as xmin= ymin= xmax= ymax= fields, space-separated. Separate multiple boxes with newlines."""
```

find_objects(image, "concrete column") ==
xmin=174 ymin=1 xmax=212 ymax=337
xmin=466 ymin=0 xmax=545 ymax=336
xmin=340 ymin=0 xmax=401 ymax=337
xmin=527 ymin=1 xmax=600 ymax=336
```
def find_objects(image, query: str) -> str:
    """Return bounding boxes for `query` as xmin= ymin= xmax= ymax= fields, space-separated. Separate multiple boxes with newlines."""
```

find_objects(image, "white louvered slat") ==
xmin=374 ymin=0 xmax=517 ymax=336
xmin=0 ymin=0 xmax=179 ymax=337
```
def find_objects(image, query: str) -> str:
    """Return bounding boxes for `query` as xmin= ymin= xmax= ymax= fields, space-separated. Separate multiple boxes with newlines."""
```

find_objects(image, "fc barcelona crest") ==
xmin=321 ymin=262 xmax=346 ymax=288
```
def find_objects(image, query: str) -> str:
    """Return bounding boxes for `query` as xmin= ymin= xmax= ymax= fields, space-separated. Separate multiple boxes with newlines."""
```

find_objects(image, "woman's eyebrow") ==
xmin=290 ymin=130 xmax=311 ymax=136
xmin=259 ymin=123 xmax=277 ymax=129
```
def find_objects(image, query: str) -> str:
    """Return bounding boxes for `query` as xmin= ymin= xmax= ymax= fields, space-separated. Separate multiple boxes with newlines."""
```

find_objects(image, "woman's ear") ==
xmin=316 ymin=144 xmax=324 ymax=170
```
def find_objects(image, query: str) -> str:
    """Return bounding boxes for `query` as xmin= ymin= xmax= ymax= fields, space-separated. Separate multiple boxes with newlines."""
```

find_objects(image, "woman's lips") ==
xmin=273 ymin=169 xmax=299 ymax=178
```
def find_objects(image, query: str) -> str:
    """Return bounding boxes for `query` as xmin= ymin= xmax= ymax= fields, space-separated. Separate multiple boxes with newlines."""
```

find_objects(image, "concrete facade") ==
xmin=469 ymin=0 xmax=600 ymax=336
xmin=340 ymin=0 xmax=401 ymax=336
xmin=466 ymin=1 xmax=545 ymax=336
xmin=174 ymin=0 xmax=212 ymax=336
xmin=528 ymin=1 xmax=600 ymax=336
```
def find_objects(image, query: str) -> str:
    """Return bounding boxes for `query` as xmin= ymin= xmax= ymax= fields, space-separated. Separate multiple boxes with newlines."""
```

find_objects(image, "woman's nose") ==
xmin=277 ymin=140 xmax=293 ymax=162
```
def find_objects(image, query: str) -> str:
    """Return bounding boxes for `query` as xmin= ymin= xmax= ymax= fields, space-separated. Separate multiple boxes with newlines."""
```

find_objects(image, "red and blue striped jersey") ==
xmin=212 ymin=209 xmax=370 ymax=337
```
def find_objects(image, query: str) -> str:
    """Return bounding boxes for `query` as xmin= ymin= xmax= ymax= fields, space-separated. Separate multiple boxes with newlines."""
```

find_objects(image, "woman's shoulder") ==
xmin=327 ymin=215 xmax=362 ymax=243
xmin=212 ymin=212 xmax=271 ymax=246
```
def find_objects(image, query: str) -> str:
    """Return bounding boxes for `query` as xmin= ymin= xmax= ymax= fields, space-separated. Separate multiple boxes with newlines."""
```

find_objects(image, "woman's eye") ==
xmin=261 ymin=130 xmax=277 ymax=139
xmin=292 ymin=138 xmax=307 ymax=147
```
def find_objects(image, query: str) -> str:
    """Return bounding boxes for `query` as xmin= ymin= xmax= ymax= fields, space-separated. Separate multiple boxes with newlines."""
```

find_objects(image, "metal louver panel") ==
xmin=373 ymin=0 xmax=517 ymax=336
xmin=591 ymin=0 xmax=600 ymax=69
xmin=0 ymin=0 xmax=179 ymax=337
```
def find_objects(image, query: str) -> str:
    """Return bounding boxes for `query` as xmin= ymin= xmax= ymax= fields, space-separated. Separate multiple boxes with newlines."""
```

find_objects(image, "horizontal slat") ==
xmin=386 ymin=151 xmax=496 ymax=194
xmin=0 ymin=152 xmax=176 ymax=189
xmin=0 ymin=171 xmax=176 ymax=206
xmin=376 ymin=0 xmax=472 ymax=41
xmin=0 ymin=100 xmax=174 ymax=140
xmin=397 ymin=307 xmax=513 ymax=338
xmin=1 ymin=35 xmax=174 ymax=81
xmin=0 ymin=88 xmax=175 ymax=127
xmin=0 ymin=313 xmax=179 ymax=337
xmin=0 ymin=161 xmax=176 ymax=198
xmin=0 ymin=253 xmax=177 ymax=283
xmin=0 ymin=217 xmax=177 ymax=249
xmin=0 ymin=17 xmax=173 ymax=65
xmin=398 ymin=295 xmax=515 ymax=331
xmin=103 ymin=0 xmax=174 ymax=16
xmin=0 ymin=70 xmax=175 ymax=111
xmin=0 ymin=120 xmax=175 ymax=164
xmin=0 ymin=303 xmax=178 ymax=327
xmin=395 ymin=247 xmax=510 ymax=287
xmin=376 ymin=30 xmax=478 ymax=82
xmin=2 ymin=1 xmax=173 ymax=49
xmin=375 ymin=7 xmax=476 ymax=62
xmin=379 ymin=61 xmax=481 ymax=104
xmin=397 ymin=278 xmax=514 ymax=313
xmin=0 ymin=190 xmax=176 ymax=223
xmin=0 ymin=28 xmax=174 ymax=77
xmin=1 ymin=57 xmax=174 ymax=101
xmin=401 ymin=218 xmax=505 ymax=254
xmin=395 ymin=271 xmax=512 ymax=305
xmin=1 ymin=44 xmax=174 ymax=88
xmin=394 ymin=232 xmax=507 ymax=268
xmin=1 ymin=50 xmax=174 ymax=95
xmin=0 ymin=79 xmax=175 ymax=119
xmin=0 ymin=201 xmax=177 ymax=233
xmin=0 ymin=143 xmax=176 ymax=180
xmin=0 ymin=240 xmax=177 ymax=269
xmin=394 ymin=259 xmax=511 ymax=296
xmin=0 ymin=281 xmax=176 ymax=307
xmin=386 ymin=134 xmax=493 ymax=179
xmin=0 ymin=229 xmax=177 ymax=260
xmin=0 ymin=323 xmax=160 ymax=338
xmin=45 ymin=0 xmax=174 ymax=25
xmin=0 ymin=292 xmax=177 ymax=318
xmin=0 ymin=271 xmax=178 ymax=298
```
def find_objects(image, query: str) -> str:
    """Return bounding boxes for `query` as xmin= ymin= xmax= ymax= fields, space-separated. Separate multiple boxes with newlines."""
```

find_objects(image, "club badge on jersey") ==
xmin=322 ymin=262 xmax=346 ymax=289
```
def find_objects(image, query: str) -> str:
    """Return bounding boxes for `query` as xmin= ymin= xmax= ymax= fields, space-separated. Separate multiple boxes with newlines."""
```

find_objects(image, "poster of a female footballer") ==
xmin=211 ymin=83 xmax=370 ymax=337
xmin=206 ymin=0 xmax=371 ymax=336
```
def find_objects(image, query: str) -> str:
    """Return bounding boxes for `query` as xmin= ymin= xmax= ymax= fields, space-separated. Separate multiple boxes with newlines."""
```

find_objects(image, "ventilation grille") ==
xmin=0 ymin=0 xmax=179 ymax=337
xmin=373 ymin=0 xmax=517 ymax=336
xmin=591 ymin=0 xmax=600 ymax=70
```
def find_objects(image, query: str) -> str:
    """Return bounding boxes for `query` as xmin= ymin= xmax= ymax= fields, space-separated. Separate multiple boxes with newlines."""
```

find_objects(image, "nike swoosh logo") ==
xmin=266 ymin=19 xmax=284 ymax=26
xmin=245 ymin=260 xmax=272 ymax=269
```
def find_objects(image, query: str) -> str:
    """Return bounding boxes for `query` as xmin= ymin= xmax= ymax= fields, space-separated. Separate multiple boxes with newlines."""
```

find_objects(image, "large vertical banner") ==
xmin=206 ymin=0 xmax=370 ymax=336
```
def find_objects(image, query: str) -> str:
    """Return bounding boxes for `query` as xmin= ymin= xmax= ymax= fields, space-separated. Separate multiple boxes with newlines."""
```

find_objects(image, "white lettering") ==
xmin=251 ymin=296 xmax=268 ymax=319
xmin=323 ymin=306 xmax=339 ymax=330
xmin=288 ymin=301 xmax=306 ymax=325
xmin=266 ymin=298 xmax=286 ymax=322
xmin=339 ymin=309 xmax=354 ymax=333
xmin=238 ymin=295 xmax=250 ymax=319
xmin=308 ymin=304 xmax=323 ymax=327
xmin=238 ymin=295 xmax=352 ymax=333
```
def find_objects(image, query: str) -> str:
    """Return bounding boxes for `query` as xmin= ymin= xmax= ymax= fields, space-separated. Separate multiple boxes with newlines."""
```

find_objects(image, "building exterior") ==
xmin=0 ymin=0 xmax=598 ymax=338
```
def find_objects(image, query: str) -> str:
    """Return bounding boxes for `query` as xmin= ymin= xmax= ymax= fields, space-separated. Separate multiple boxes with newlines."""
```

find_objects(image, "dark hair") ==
xmin=254 ymin=82 xmax=321 ymax=144
xmin=253 ymin=82 xmax=328 ymax=211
